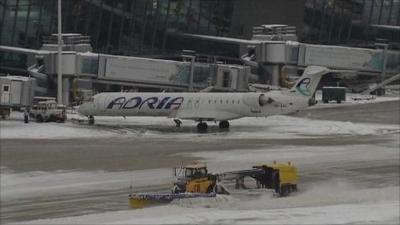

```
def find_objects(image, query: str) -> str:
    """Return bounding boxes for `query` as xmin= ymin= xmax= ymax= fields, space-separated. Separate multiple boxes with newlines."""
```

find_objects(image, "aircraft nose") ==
xmin=77 ymin=102 xmax=92 ymax=116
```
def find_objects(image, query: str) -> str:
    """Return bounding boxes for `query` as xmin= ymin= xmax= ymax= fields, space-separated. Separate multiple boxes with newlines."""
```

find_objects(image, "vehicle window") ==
xmin=185 ymin=168 xmax=194 ymax=177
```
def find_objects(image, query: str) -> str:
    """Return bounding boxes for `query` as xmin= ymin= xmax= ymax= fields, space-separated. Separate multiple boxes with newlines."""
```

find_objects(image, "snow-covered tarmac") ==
xmin=1 ymin=99 xmax=399 ymax=224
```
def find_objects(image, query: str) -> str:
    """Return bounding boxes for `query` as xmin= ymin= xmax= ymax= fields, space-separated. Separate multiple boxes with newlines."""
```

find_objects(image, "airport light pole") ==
xmin=57 ymin=0 xmax=63 ymax=105
xmin=375 ymin=41 xmax=388 ymax=95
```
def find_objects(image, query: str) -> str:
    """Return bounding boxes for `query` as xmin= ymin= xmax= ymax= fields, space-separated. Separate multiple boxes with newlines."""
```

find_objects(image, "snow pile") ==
xmin=1 ymin=114 xmax=398 ymax=139
xmin=17 ymin=200 xmax=399 ymax=224
xmin=170 ymin=194 xmax=238 ymax=209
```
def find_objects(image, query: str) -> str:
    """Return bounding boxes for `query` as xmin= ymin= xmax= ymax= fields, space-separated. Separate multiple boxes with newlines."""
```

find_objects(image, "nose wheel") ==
xmin=173 ymin=119 xmax=182 ymax=127
xmin=197 ymin=122 xmax=208 ymax=131
xmin=88 ymin=115 xmax=95 ymax=125
xmin=219 ymin=120 xmax=229 ymax=129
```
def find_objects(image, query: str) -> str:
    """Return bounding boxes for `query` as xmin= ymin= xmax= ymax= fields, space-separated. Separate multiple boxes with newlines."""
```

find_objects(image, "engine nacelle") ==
xmin=243 ymin=94 xmax=275 ymax=108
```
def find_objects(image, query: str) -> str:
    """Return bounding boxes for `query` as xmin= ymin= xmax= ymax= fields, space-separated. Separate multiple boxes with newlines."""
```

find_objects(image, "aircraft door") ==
xmin=1 ymin=84 xmax=10 ymax=105
xmin=185 ymin=98 xmax=193 ymax=110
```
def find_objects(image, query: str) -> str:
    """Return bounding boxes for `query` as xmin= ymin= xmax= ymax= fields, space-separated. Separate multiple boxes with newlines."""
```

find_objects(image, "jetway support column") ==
xmin=261 ymin=64 xmax=280 ymax=86
xmin=62 ymin=78 xmax=70 ymax=106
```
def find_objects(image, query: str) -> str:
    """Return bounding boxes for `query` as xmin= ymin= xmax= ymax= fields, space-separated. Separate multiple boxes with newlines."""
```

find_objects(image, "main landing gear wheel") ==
xmin=197 ymin=122 xmax=208 ymax=131
xmin=219 ymin=120 xmax=229 ymax=129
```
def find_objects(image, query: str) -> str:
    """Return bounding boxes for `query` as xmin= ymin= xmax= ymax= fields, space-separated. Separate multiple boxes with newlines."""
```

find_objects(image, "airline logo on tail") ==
xmin=295 ymin=78 xmax=312 ymax=96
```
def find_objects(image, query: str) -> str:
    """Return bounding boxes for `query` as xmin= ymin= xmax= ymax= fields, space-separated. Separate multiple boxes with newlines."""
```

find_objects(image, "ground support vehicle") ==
xmin=29 ymin=99 xmax=66 ymax=122
xmin=322 ymin=87 xmax=346 ymax=103
xmin=129 ymin=162 xmax=298 ymax=208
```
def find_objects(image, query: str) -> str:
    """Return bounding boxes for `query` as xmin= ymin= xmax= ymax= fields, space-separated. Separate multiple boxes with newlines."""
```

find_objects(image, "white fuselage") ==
xmin=78 ymin=91 xmax=310 ymax=121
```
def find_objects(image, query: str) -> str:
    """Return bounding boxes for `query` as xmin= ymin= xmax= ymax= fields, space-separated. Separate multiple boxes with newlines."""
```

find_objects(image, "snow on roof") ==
xmin=0 ymin=75 xmax=34 ymax=81
xmin=0 ymin=45 xmax=51 ymax=54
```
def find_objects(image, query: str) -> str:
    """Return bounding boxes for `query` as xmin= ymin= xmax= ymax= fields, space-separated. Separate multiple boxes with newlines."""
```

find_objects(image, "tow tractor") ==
xmin=129 ymin=162 xmax=298 ymax=208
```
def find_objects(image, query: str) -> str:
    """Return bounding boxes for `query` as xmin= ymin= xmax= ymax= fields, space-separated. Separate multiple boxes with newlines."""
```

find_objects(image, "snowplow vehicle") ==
xmin=172 ymin=163 xmax=217 ymax=194
xmin=252 ymin=162 xmax=298 ymax=196
xmin=129 ymin=162 xmax=298 ymax=209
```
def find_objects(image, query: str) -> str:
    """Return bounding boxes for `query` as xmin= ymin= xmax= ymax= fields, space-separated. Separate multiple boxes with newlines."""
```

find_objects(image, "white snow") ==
xmin=2 ymin=100 xmax=399 ymax=224
xmin=15 ymin=200 xmax=399 ymax=224
xmin=0 ymin=168 xmax=173 ymax=201
xmin=1 ymin=113 xmax=398 ymax=140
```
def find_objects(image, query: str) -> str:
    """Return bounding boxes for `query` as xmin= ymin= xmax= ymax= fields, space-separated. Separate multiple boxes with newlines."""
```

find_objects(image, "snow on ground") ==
xmin=17 ymin=199 xmax=399 ymax=224
xmin=6 ymin=137 xmax=399 ymax=224
xmin=1 ymin=113 xmax=398 ymax=140
xmin=179 ymin=144 xmax=399 ymax=174
xmin=0 ymin=168 xmax=173 ymax=201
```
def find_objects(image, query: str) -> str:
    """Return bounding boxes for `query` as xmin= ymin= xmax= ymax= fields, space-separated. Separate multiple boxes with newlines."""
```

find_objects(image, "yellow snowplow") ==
xmin=172 ymin=163 xmax=217 ymax=194
xmin=253 ymin=162 xmax=298 ymax=196
xmin=129 ymin=162 xmax=298 ymax=208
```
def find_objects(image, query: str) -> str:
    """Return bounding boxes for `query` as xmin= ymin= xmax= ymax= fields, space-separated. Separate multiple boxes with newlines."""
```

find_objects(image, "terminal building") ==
xmin=0 ymin=0 xmax=399 ymax=106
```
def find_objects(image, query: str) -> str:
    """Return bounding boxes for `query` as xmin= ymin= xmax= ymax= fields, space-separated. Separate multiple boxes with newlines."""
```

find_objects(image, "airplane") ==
xmin=78 ymin=66 xmax=330 ymax=130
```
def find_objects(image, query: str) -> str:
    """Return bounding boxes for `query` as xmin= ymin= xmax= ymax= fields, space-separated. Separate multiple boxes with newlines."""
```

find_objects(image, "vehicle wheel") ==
xmin=280 ymin=186 xmax=289 ymax=197
xmin=48 ymin=115 xmax=56 ymax=122
xmin=323 ymin=100 xmax=328 ymax=104
xmin=36 ymin=115 xmax=43 ymax=122
xmin=207 ymin=185 xmax=216 ymax=193
xmin=197 ymin=122 xmax=208 ymax=131
xmin=219 ymin=120 xmax=230 ymax=129
xmin=337 ymin=100 xmax=342 ymax=104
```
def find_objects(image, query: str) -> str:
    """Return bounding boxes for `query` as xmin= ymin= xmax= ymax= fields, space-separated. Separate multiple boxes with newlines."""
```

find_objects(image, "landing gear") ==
xmin=219 ymin=120 xmax=229 ymax=129
xmin=173 ymin=119 xmax=182 ymax=127
xmin=197 ymin=122 xmax=208 ymax=131
xmin=88 ymin=115 xmax=95 ymax=125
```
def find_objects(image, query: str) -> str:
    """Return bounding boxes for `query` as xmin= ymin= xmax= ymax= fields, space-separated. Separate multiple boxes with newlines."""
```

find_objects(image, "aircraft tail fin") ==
xmin=290 ymin=66 xmax=330 ymax=97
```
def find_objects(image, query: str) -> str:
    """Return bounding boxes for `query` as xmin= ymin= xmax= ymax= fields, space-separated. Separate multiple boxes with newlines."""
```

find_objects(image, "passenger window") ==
xmin=220 ymin=100 xmax=223 ymax=104
xmin=226 ymin=100 xmax=229 ymax=104
xmin=214 ymin=100 xmax=217 ymax=104
xmin=208 ymin=100 xmax=211 ymax=104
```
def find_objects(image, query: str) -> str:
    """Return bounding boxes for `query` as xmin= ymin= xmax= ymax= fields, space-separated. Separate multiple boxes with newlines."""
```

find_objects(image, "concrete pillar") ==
xmin=271 ymin=65 xmax=280 ymax=86
xmin=62 ymin=78 xmax=70 ymax=106
xmin=261 ymin=64 xmax=280 ymax=86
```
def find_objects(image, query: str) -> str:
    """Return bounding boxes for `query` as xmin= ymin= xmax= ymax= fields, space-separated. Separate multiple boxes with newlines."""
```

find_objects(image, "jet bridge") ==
xmin=179 ymin=25 xmax=400 ymax=87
